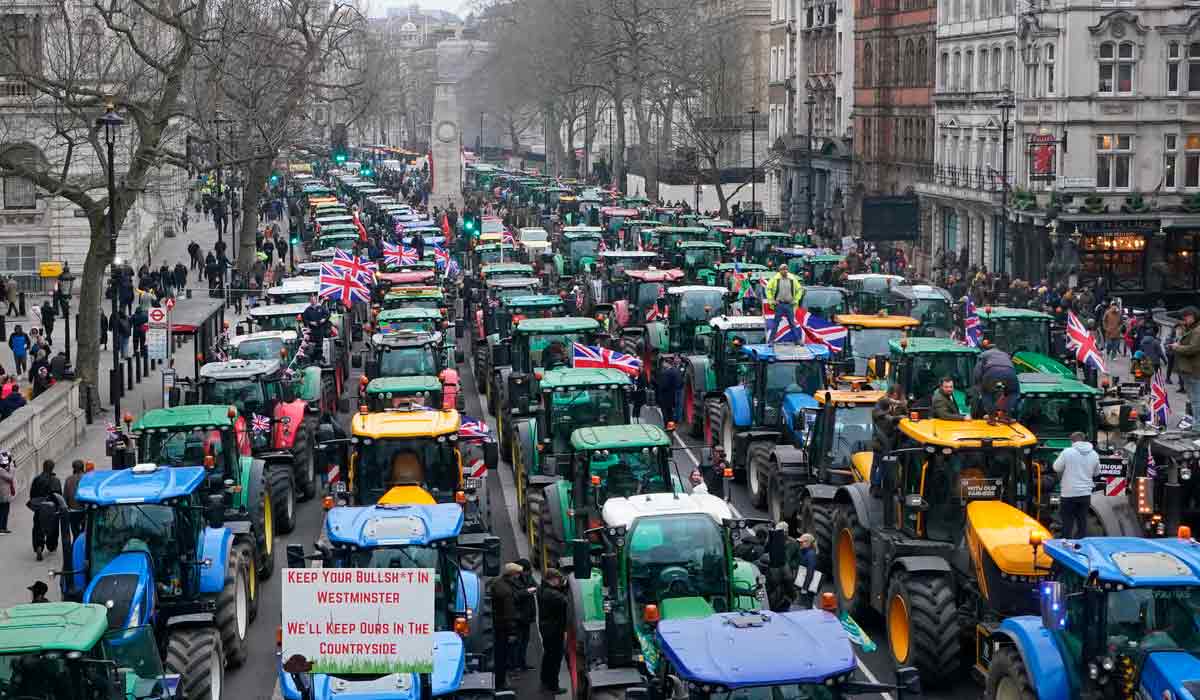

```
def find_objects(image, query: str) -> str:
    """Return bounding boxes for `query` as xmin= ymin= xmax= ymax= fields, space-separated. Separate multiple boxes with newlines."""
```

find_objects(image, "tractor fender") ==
xmin=244 ymin=459 xmax=268 ymax=517
xmin=439 ymin=368 xmax=461 ymax=411
xmin=567 ymin=573 xmax=607 ymax=673
xmin=545 ymin=479 xmax=571 ymax=545
xmin=992 ymin=617 xmax=1071 ymax=700
xmin=891 ymin=555 xmax=953 ymax=577
xmin=769 ymin=445 xmax=808 ymax=477
xmin=612 ymin=299 xmax=630 ymax=328
xmin=1089 ymin=492 xmax=1142 ymax=536
xmin=164 ymin=612 xmax=218 ymax=629
xmin=458 ymin=569 xmax=481 ymax=615
xmin=514 ymin=417 xmax=538 ymax=479
xmin=803 ymin=483 xmax=838 ymax=505
xmin=63 ymin=533 xmax=88 ymax=600
xmin=273 ymin=400 xmax=308 ymax=450
xmin=833 ymin=481 xmax=884 ymax=530
xmin=296 ymin=366 xmax=323 ymax=405
xmin=197 ymin=527 xmax=234 ymax=595
xmin=685 ymin=354 xmax=710 ymax=395
xmin=723 ymin=385 xmax=753 ymax=428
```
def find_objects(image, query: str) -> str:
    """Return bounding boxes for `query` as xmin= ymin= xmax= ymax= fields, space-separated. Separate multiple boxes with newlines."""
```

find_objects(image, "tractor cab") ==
xmin=478 ymin=277 xmax=542 ymax=328
xmin=714 ymin=262 xmax=767 ymax=293
xmin=1117 ymin=429 xmax=1200 ymax=538
xmin=888 ymin=284 xmax=955 ymax=337
xmin=659 ymin=286 xmax=730 ymax=354
xmin=745 ymin=232 xmax=794 ymax=266
xmin=600 ymin=207 xmax=639 ymax=237
xmin=618 ymin=219 xmax=659 ymax=250
xmin=561 ymin=227 xmax=604 ymax=275
xmin=734 ymin=343 xmax=829 ymax=437
xmin=266 ymin=277 xmax=321 ymax=305
xmin=199 ymin=359 xmax=297 ymax=423
xmin=280 ymin=503 xmax=505 ymax=700
xmin=718 ymin=227 xmax=758 ymax=253
xmin=803 ymin=389 xmax=884 ymax=484
xmin=885 ymin=337 xmax=979 ymax=414
xmin=339 ymin=407 xmax=465 ymax=508
xmin=800 ymin=285 xmax=851 ymax=319
xmin=471 ymin=243 xmax=521 ymax=269
xmin=375 ymin=269 xmax=437 ymax=289
xmin=831 ymin=416 xmax=1048 ymax=686
xmin=846 ymin=273 xmax=907 ymax=314
xmin=672 ymin=241 xmax=726 ymax=285
xmin=244 ymin=302 xmax=309 ymax=333
xmin=363 ymin=376 xmax=445 ymax=412
xmin=313 ymin=229 xmax=361 ymax=254
xmin=229 ymin=330 xmax=298 ymax=362
xmin=652 ymin=207 xmax=680 ymax=225
xmin=976 ymin=306 xmax=1074 ymax=377
xmin=363 ymin=330 xmax=444 ymax=385
xmin=479 ymin=262 xmax=535 ymax=284
xmin=598 ymin=250 xmax=659 ymax=283
xmin=373 ymin=307 xmax=461 ymax=369
xmin=517 ymin=226 xmax=552 ymax=259
xmin=606 ymin=268 xmax=685 ymax=329
xmin=796 ymin=253 xmax=847 ymax=285
xmin=381 ymin=260 xmax=437 ymax=276
xmin=381 ymin=285 xmax=446 ymax=314
xmin=657 ymin=226 xmax=722 ymax=251
xmin=0 ymin=603 xmax=178 ymax=700
xmin=835 ymin=313 xmax=920 ymax=378
xmin=488 ymin=294 xmax=563 ymax=338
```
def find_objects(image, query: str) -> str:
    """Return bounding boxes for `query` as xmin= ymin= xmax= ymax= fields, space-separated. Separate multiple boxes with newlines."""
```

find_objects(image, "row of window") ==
xmin=858 ymin=0 xmax=934 ymax=18
xmin=938 ymin=44 xmax=1017 ymax=93
xmin=861 ymin=37 xmax=932 ymax=87
xmin=769 ymin=92 xmax=845 ymax=141
xmin=860 ymin=116 xmax=933 ymax=163
xmin=939 ymin=0 xmax=1015 ymax=25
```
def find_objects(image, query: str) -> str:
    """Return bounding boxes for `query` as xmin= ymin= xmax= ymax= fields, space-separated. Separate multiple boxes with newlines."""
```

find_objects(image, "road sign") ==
xmin=282 ymin=568 xmax=434 ymax=674
xmin=164 ymin=297 xmax=175 ymax=311
xmin=147 ymin=327 xmax=169 ymax=360
xmin=148 ymin=308 xmax=167 ymax=326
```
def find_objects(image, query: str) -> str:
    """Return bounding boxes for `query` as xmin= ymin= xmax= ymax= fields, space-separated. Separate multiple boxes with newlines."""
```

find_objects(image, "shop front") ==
xmin=1056 ymin=214 xmax=1200 ymax=304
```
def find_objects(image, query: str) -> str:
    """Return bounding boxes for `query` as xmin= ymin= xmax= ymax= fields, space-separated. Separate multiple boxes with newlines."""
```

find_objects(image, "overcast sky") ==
xmin=368 ymin=0 xmax=467 ymax=17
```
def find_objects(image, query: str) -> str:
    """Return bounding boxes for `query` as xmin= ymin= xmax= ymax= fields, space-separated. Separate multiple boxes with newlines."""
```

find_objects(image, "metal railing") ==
xmin=932 ymin=165 xmax=1002 ymax=191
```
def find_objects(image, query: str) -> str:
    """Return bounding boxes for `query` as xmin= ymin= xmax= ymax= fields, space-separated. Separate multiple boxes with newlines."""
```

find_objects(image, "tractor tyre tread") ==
xmin=216 ymin=554 xmax=249 ymax=669
xmin=250 ymin=467 xmax=275 ymax=581
xmin=888 ymin=572 xmax=961 ymax=686
xmin=831 ymin=504 xmax=870 ymax=616
xmin=164 ymin=627 xmax=224 ymax=700
xmin=985 ymin=645 xmax=1037 ymax=700
xmin=527 ymin=489 xmax=545 ymax=561
xmin=803 ymin=500 xmax=834 ymax=571
xmin=747 ymin=441 xmax=771 ymax=509
xmin=295 ymin=417 xmax=318 ymax=501
xmin=233 ymin=540 xmax=258 ymax=622
xmin=540 ymin=487 xmax=564 ymax=573
xmin=269 ymin=466 xmax=297 ymax=535
xmin=704 ymin=398 xmax=724 ymax=448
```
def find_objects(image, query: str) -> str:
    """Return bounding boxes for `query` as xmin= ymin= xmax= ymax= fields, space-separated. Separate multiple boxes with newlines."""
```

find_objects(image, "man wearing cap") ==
xmin=488 ymin=562 xmax=522 ymax=690
xmin=27 ymin=581 xmax=49 ymax=603
xmin=537 ymin=568 xmax=569 ymax=694
xmin=1169 ymin=306 xmax=1200 ymax=423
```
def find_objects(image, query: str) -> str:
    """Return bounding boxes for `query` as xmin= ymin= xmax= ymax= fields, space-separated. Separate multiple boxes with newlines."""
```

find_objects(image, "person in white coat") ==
xmin=1053 ymin=432 xmax=1099 ymax=539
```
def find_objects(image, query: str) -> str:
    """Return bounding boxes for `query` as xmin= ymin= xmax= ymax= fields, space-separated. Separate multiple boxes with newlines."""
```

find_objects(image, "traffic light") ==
xmin=334 ymin=152 xmax=347 ymax=165
xmin=360 ymin=165 xmax=373 ymax=177
xmin=289 ymin=229 xmax=300 ymax=246
xmin=463 ymin=214 xmax=478 ymax=236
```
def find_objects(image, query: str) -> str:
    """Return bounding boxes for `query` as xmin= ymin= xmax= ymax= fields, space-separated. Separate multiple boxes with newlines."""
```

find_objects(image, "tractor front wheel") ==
xmin=831 ymin=504 xmax=870 ymax=616
xmin=527 ymin=488 xmax=546 ymax=558
xmin=747 ymin=441 xmax=771 ymax=509
xmin=704 ymin=398 xmax=723 ymax=448
xmin=249 ymin=466 xmax=276 ymax=580
xmin=800 ymin=498 xmax=833 ymax=571
xmin=233 ymin=539 xmax=259 ymax=622
xmin=269 ymin=467 xmax=297 ymax=535
xmin=216 ymin=552 xmax=250 ymax=668
xmin=767 ymin=474 xmax=803 ymax=530
xmin=986 ymin=646 xmax=1037 ymax=700
xmin=539 ymin=486 xmax=565 ymax=573
xmin=886 ymin=571 xmax=960 ymax=686
xmin=165 ymin=627 xmax=224 ymax=700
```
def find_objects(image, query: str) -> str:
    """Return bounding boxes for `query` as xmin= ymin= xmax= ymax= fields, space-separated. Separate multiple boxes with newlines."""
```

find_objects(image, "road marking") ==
xmin=855 ymin=657 xmax=893 ymax=700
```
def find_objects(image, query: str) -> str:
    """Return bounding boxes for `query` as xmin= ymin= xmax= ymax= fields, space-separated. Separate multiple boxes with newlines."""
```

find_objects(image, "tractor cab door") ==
xmin=895 ymin=449 xmax=936 ymax=537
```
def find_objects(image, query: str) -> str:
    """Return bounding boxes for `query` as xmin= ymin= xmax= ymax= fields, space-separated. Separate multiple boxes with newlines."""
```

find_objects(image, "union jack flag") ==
xmin=332 ymin=249 xmax=376 ymax=283
xmin=319 ymin=264 xmax=370 ymax=307
xmin=572 ymin=342 xmax=641 ymax=378
xmin=1065 ymin=311 xmax=1107 ymax=373
xmin=433 ymin=243 xmax=451 ymax=270
xmin=1152 ymin=370 xmax=1171 ymax=427
xmin=459 ymin=417 xmax=490 ymax=440
xmin=963 ymin=296 xmax=982 ymax=348
xmin=502 ymin=230 xmax=515 ymax=244
xmin=384 ymin=242 xmax=419 ymax=267
xmin=795 ymin=308 xmax=847 ymax=352
xmin=251 ymin=414 xmax=271 ymax=433
xmin=1147 ymin=448 xmax=1157 ymax=479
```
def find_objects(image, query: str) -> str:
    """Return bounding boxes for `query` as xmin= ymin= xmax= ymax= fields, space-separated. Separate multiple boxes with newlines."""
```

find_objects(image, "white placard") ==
xmin=146 ymin=328 xmax=169 ymax=361
xmin=281 ymin=568 xmax=435 ymax=674
xmin=794 ymin=567 xmax=822 ymax=594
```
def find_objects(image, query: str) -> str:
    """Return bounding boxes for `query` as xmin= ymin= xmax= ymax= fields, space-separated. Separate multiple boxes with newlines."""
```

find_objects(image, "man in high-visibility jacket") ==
xmin=765 ymin=264 xmax=804 ymax=344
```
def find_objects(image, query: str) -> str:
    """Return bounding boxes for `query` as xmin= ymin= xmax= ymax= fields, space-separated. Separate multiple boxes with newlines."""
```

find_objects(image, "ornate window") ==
xmin=1095 ymin=133 xmax=1133 ymax=190
xmin=1098 ymin=41 xmax=1135 ymax=95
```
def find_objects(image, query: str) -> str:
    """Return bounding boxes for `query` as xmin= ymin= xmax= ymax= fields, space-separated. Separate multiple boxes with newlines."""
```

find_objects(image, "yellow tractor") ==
xmin=830 ymin=416 xmax=1051 ymax=687
xmin=833 ymin=313 xmax=919 ymax=381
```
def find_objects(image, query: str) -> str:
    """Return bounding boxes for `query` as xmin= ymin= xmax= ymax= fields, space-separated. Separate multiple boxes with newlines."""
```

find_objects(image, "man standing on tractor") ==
xmin=974 ymin=342 xmax=1021 ymax=423
xmin=766 ymin=263 xmax=804 ymax=344
xmin=932 ymin=377 xmax=966 ymax=420
xmin=302 ymin=293 xmax=330 ymax=362
xmin=870 ymin=385 xmax=906 ymax=497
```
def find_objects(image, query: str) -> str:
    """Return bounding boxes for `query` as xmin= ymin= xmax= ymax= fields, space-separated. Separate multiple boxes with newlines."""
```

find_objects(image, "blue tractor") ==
xmin=59 ymin=463 xmax=249 ymax=700
xmin=643 ymin=608 xmax=922 ymax=699
xmin=706 ymin=342 xmax=830 ymax=508
xmin=280 ymin=503 xmax=506 ymax=700
xmin=985 ymin=534 xmax=1200 ymax=699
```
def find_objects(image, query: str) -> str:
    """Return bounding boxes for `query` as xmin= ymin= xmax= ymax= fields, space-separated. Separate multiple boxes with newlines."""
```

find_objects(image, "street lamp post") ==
xmin=805 ymin=93 xmax=817 ymax=234
xmin=748 ymin=107 xmax=759 ymax=228
xmin=96 ymin=103 xmax=124 ymax=422
xmin=212 ymin=111 xmax=231 ymax=243
xmin=996 ymin=91 xmax=1015 ymax=275
xmin=58 ymin=265 xmax=75 ymax=364
xmin=479 ymin=111 xmax=484 ymax=157
xmin=655 ymin=110 xmax=661 ymax=204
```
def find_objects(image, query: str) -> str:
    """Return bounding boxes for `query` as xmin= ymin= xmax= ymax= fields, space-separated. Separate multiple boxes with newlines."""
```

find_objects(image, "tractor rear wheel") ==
xmin=886 ymin=571 xmax=960 ymax=686
xmin=499 ymin=411 xmax=511 ymax=464
xmin=540 ymin=486 xmax=565 ymax=572
xmin=269 ymin=466 xmax=297 ymax=535
xmin=684 ymin=377 xmax=701 ymax=439
xmin=620 ymin=336 xmax=638 ymax=359
xmin=294 ymin=417 xmax=318 ymax=501
xmin=986 ymin=646 xmax=1037 ymax=700
xmin=473 ymin=345 xmax=487 ymax=387
xmin=747 ymin=441 xmax=771 ymax=509
xmin=721 ymin=411 xmax=739 ymax=479
xmin=233 ymin=540 xmax=258 ymax=622
xmin=216 ymin=552 xmax=250 ymax=668
xmin=767 ymin=474 xmax=804 ymax=530
xmin=470 ymin=592 xmax=494 ymax=671
xmin=527 ymin=488 xmax=545 ymax=558
xmin=704 ymin=398 xmax=723 ymax=447
xmin=165 ymin=627 xmax=224 ymax=700
xmin=800 ymin=498 xmax=833 ymax=571
xmin=249 ymin=466 xmax=275 ymax=580
xmin=831 ymin=504 xmax=870 ymax=616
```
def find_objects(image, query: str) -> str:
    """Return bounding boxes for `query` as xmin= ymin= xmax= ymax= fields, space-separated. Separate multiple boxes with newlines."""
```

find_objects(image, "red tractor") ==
xmin=192 ymin=359 xmax=319 ymax=524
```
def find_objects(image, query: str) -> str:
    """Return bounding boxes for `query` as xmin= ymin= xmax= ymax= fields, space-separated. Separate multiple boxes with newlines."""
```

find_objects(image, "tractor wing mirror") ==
xmin=1039 ymin=581 xmax=1066 ymax=631
xmin=483 ymin=442 xmax=498 ymax=471
xmin=287 ymin=544 xmax=307 ymax=569
xmin=204 ymin=494 xmax=224 ymax=529
xmin=571 ymin=539 xmax=591 ymax=580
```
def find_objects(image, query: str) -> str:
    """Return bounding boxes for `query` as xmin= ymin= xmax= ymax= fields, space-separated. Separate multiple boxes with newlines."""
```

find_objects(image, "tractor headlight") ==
xmin=1088 ymin=662 xmax=1099 ymax=679
xmin=1100 ymin=656 xmax=1114 ymax=672
xmin=1183 ymin=467 xmax=1193 ymax=481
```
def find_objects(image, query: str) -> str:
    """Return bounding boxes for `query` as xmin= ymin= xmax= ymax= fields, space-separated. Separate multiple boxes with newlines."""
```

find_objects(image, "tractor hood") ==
xmin=84 ymin=551 xmax=155 ymax=631
xmin=850 ymin=452 xmax=873 ymax=483
xmin=965 ymin=501 xmax=1052 ymax=577
xmin=1013 ymin=351 xmax=1073 ymax=377
xmin=634 ymin=597 xmax=715 ymax=676
xmin=1139 ymin=651 xmax=1200 ymax=700
xmin=281 ymin=632 xmax=464 ymax=700
xmin=297 ymin=366 xmax=323 ymax=404
xmin=780 ymin=392 xmax=819 ymax=433
xmin=377 ymin=485 xmax=438 ymax=507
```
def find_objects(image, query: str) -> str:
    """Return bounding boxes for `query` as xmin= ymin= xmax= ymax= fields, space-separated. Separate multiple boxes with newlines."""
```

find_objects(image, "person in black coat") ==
xmin=655 ymin=356 xmax=682 ymax=424
xmin=511 ymin=559 xmax=537 ymax=672
xmin=489 ymin=563 xmax=522 ymax=690
xmin=537 ymin=568 xmax=569 ymax=694
xmin=174 ymin=262 xmax=188 ymax=295
xmin=28 ymin=460 xmax=62 ymax=561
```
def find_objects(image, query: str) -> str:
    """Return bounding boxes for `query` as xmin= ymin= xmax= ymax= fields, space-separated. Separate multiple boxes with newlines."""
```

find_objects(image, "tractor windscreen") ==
xmin=905 ymin=353 xmax=975 ymax=402
xmin=713 ymin=686 xmax=834 ymax=700
xmin=800 ymin=289 xmax=847 ymax=317
xmin=318 ymin=237 xmax=357 ymax=252
xmin=379 ymin=320 xmax=434 ymax=334
xmin=233 ymin=337 xmax=287 ymax=361
xmin=1018 ymin=396 xmax=1095 ymax=440
xmin=827 ymin=406 xmax=874 ymax=465
xmin=347 ymin=546 xmax=454 ymax=630
xmin=588 ymin=448 xmax=669 ymax=500
xmin=682 ymin=248 xmax=718 ymax=269
xmin=202 ymin=379 xmax=266 ymax=416
xmin=635 ymin=283 xmax=667 ymax=311
xmin=748 ymin=237 xmax=776 ymax=259
xmin=90 ymin=504 xmax=190 ymax=588
xmin=379 ymin=346 xmax=438 ymax=377
xmin=628 ymin=514 xmax=728 ymax=609
xmin=384 ymin=297 xmax=440 ymax=311
xmin=0 ymin=651 xmax=129 ymax=700
xmin=763 ymin=361 xmax=825 ymax=410
xmin=354 ymin=438 xmax=458 ymax=503
xmin=911 ymin=298 xmax=953 ymax=331
xmin=677 ymin=291 xmax=725 ymax=322
xmin=141 ymin=428 xmax=227 ymax=467
xmin=252 ymin=315 xmax=299 ymax=332
xmin=269 ymin=291 xmax=311 ymax=304
xmin=548 ymin=389 xmax=626 ymax=454
xmin=923 ymin=448 xmax=1023 ymax=542
xmin=1103 ymin=586 xmax=1200 ymax=654
xmin=523 ymin=334 xmax=584 ymax=371
xmin=848 ymin=328 xmax=902 ymax=374
xmin=103 ymin=626 xmax=170 ymax=693
xmin=988 ymin=319 xmax=1050 ymax=356
xmin=567 ymin=238 xmax=600 ymax=262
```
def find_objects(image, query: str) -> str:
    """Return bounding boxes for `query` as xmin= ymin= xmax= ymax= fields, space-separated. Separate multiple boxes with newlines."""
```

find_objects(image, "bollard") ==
xmin=150 ymin=355 xmax=156 ymax=371
xmin=126 ymin=357 xmax=134 ymax=390
xmin=0 ymin=315 xmax=5 ymax=343
xmin=18 ymin=291 xmax=25 ymax=317
xmin=111 ymin=367 xmax=122 ymax=403
xmin=135 ymin=353 xmax=142 ymax=383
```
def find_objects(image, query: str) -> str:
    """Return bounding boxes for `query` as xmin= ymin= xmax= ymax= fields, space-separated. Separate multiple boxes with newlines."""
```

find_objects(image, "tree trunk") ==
xmin=239 ymin=156 xmax=273 ymax=276
xmin=75 ymin=216 xmax=115 ymax=395
xmin=613 ymin=89 xmax=627 ymax=193
xmin=632 ymin=101 xmax=655 ymax=201
xmin=707 ymin=155 xmax=729 ymax=217
xmin=583 ymin=92 xmax=597 ymax=181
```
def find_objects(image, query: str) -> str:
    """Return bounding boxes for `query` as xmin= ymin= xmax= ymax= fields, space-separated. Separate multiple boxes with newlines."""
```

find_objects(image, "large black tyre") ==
xmin=293 ymin=417 xmax=318 ymax=501
xmin=747 ymin=441 xmax=771 ymax=509
xmin=473 ymin=345 xmax=488 ymax=387
xmin=527 ymin=488 xmax=546 ymax=557
xmin=620 ymin=336 xmax=639 ymax=361
xmin=539 ymin=485 xmax=565 ymax=573
xmin=216 ymin=551 xmax=250 ymax=668
xmin=800 ymin=498 xmax=834 ymax=571
xmin=831 ymin=504 xmax=871 ymax=616
xmin=269 ymin=466 xmax=297 ymax=535
xmin=767 ymin=473 xmax=804 ymax=529
xmin=985 ymin=646 xmax=1037 ymax=700
xmin=233 ymin=539 xmax=259 ymax=622
xmin=499 ymin=411 xmax=512 ymax=464
xmin=469 ymin=592 xmax=494 ymax=671
xmin=247 ymin=463 xmax=276 ymax=580
xmin=885 ymin=572 xmax=960 ymax=686
xmin=165 ymin=627 xmax=224 ymax=700
xmin=704 ymin=397 xmax=724 ymax=448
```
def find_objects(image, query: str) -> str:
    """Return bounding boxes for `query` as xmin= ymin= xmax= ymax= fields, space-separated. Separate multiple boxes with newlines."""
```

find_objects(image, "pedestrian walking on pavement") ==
xmin=537 ymin=568 xmax=569 ymax=694
xmin=4 ymin=277 xmax=17 ymax=317
xmin=1169 ymin=306 xmax=1200 ymax=415
xmin=188 ymin=240 xmax=202 ymax=274
xmin=28 ymin=459 xmax=62 ymax=562
xmin=489 ymin=562 xmax=522 ymax=690
xmin=180 ymin=208 xmax=189 ymax=234
xmin=63 ymin=460 xmax=85 ymax=537
xmin=0 ymin=450 xmax=15 ymax=534
xmin=512 ymin=559 xmax=537 ymax=672
xmin=174 ymin=262 xmax=188 ymax=295
xmin=39 ymin=299 xmax=55 ymax=343
xmin=8 ymin=325 xmax=29 ymax=375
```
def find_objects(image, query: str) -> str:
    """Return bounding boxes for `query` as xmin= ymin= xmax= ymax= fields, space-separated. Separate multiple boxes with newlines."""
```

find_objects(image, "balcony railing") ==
xmin=0 ymin=79 xmax=32 ymax=99
xmin=932 ymin=164 xmax=1003 ymax=191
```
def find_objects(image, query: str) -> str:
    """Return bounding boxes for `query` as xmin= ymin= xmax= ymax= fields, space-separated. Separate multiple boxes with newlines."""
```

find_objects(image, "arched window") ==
xmin=964 ymin=49 xmax=974 ymax=91
xmin=917 ymin=38 xmax=928 ymax=84
xmin=939 ymin=51 xmax=949 ymax=90
xmin=863 ymin=43 xmax=873 ymax=86
xmin=904 ymin=40 xmax=916 ymax=85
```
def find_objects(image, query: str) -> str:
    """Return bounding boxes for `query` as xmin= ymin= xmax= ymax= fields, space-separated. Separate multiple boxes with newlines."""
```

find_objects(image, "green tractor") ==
xmin=560 ymin=226 xmax=605 ymax=276
xmin=490 ymin=317 xmax=605 ymax=456
xmin=0 ymin=603 xmax=180 ymax=699
xmin=469 ymin=276 xmax=543 ymax=343
xmin=473 ymin=293 xmax=565 ymax=392
xmin=535 ymin=424 xmax=679 ymax=572
xmin=511 ymin=368 xmax=634 ymax=545
xmin=887 ymin=284 xmax=955 ymax=337
xmin=976 ymin=306 xmax=1075 ymax=377
xmin=679 ymin=315 xmax=768 ymax=438
xmin=618 ymin=285 xmax=730 ymax=360
xmin=373 ymin=306 xmax=463 ymax=366
xmin=359 ymin=329 xmax=464 ymax=411
xmin=743 ymin=231 xmax=794 ymax=266
xmin=670 ymin=240 xmax=726 ymax=285
xmin=564 ymin=492 xmax=765 ymax=699
xmin=883 ymin=337 xmax=979 ymax=415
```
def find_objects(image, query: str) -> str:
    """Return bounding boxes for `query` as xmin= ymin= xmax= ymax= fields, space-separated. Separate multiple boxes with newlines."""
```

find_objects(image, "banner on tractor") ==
xmin=282 ymin=567 xmax=435 ymax=674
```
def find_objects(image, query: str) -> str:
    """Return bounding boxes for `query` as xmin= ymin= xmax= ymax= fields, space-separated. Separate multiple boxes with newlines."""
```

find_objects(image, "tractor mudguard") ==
xmin=515 ymin=417 xmax=538 ymax=479
xmin=457 ymin=569 xmax=481 ymax=614
xmin=430 ymin=632 xmax=468 ymax=694
xmin=164 ymin=613 xmax=218 ymax=628
xmin=549 ymin=479 xmax=573 ymax=542
xmin=731 ymin=559 xmax=763 ymax=610
xmin=440 ymin=368 xmax=461 ymax=411
xmin=587 ymin=668 xmax=647 ymax=691
xmin=835 ymin=482 xmax=884 ymax=530
xmin=994 ymin=617 xmax=1071 ymax=700
xmin=724 ymin=385 xmax=753 ymax=427
xmin=804 ymin=483 xmax=838 ymax=504
xmin=1089 ymin=492 xmax=1142 ymax=536
xmin=65 ymin=534 xmax=87 ymax=599
xmin=686 ymin=354 xmax=710 ymax=396
xmin=273 ymin=400 xmax=308 ymax=450
xmin=297 ymin=367 xmax=322 ymax=405
xmin=621 ymin=326 xmax=646 ymax=340
xmin=197 ymin=527 xmax=233 ymax=594
xmin=782 ymin=393 xmax=819 ymax=433
xmin=891 ymin=555 xmax=953 ymax=577
xmin=256 ymin=450 xmax=293 ymax=462
xmin=568 ymin=573 xmax=608 ymax=674
xmin=770 ymin=445 xmax=808 ymax=477
xmin=645 ymin=321 xmax=669 ymax=353
xmin=613 ymin=299 xmax=630 ymax=328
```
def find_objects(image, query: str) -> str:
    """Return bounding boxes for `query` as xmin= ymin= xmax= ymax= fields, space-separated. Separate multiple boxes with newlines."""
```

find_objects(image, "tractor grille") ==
xmin=90 ymin=574 xmax=139 ymax=630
